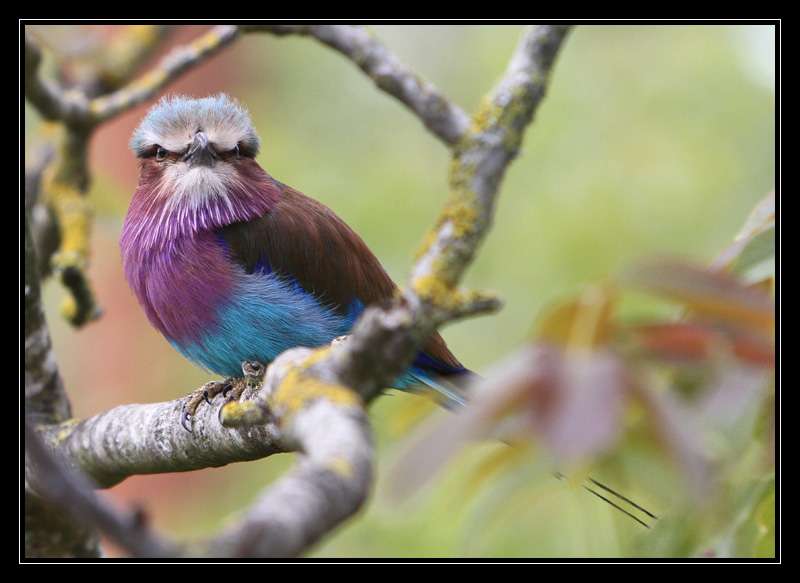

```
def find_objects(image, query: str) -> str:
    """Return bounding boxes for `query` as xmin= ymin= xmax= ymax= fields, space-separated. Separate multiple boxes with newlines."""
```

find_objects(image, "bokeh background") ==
xmin=27 ymin=24 xmax=775 ymax=557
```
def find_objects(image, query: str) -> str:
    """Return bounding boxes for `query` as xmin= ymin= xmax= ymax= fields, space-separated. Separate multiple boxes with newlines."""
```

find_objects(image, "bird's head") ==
xmin=124 ymin=94 xmax=278 ymax=251
xmin=130 ymin=93 xmax=263 ymax=202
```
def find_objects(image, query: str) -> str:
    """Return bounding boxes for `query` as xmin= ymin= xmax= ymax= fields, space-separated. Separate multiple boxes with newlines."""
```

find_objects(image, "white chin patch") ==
xmin=158 ymin=162 xmax=238 ymax=210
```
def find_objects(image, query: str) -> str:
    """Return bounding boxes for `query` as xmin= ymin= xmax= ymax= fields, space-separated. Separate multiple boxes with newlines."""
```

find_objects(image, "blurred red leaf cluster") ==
xmin=392 ymin=192 xmax=775 ymax=508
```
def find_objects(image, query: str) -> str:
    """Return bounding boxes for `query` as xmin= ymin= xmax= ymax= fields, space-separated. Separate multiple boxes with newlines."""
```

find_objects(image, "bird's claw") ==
xmin=242 ymin=360 xmax=266 ymax=388
xmin=180 ymin=379 xmax=232 ymax=433
xmin=179 ymin=362 xmax=266 ymax=432
xmin=180 ymin=406 xmax=194 ymax=433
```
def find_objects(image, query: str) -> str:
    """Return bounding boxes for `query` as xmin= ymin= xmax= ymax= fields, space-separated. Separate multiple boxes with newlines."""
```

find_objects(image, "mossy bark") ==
xmin=24 ymin=211 xmax=101 ymax=558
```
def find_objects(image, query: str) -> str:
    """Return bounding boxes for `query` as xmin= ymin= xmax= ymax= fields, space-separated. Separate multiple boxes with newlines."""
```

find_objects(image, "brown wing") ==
xmin=219 ymin=183 xmax=463 ymax=370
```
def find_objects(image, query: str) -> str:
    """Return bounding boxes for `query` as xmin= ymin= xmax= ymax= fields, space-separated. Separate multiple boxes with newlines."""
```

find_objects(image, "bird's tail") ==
xmin=407 ymin=367 xmax=658 ymax=529
xmin=406 ymin=368 xmax=470 ymax=409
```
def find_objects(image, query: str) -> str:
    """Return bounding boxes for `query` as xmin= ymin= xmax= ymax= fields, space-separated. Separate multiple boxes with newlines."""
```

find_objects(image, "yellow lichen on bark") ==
xmin=412 ymin=272 xmax=497 ymax=318
xmin=411 ymin=273 xmax=455 ymax=307
xmin=269 ymin=351 xmax=362 ymax=425
xmin=37 ymin=126 xmax=99 ymax=326
xmin=191 ymin=26 xmax=235 ymax=53
xmin=47 ymin=183 xmax=92 ymax=271
xmin=326 ymin=456 xmax=354 ymax=479
xmin=469 ymin=95 xmax=501 ymax=135
xmin=99 ymin=25 xmax=163 ymax=87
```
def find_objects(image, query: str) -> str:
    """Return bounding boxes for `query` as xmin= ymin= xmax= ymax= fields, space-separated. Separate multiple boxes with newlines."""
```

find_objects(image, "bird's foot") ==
xmin=181 ymin=379 xmax=233 ymax=432
xmin=218 ymin=361 xmax=267 ymax=424
xmin=180 ymin=361 xmax=267 ymax=432
xmin=242 ymin=360 xmax=267 ymax=390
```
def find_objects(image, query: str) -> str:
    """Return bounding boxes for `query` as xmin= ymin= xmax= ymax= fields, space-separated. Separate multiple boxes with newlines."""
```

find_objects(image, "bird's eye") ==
xmin=232 ymin=144 xmax=240 ymax=158
xmin=155 ymin=147 xmax=167 ymax=161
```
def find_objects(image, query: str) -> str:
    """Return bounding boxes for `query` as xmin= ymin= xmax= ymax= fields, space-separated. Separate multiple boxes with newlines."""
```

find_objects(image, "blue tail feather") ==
xmin=397 ymin=365 xmax=475 ymax=409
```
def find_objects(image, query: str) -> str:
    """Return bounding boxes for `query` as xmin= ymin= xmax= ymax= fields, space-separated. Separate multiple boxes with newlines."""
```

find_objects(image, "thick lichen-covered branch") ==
xmin=199 ymin=348 xmax=373 ymax=558
xmin=244 ymin=25 xmax=471 ymax=146
xmin=37 ymin=391 xmax=285 ymax=489
xmin=31 ymin=347 xmax=373 ymax=558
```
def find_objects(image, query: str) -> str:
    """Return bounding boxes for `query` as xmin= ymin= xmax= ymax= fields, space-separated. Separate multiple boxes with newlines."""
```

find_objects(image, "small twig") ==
xmin=26 ymin=27 xmax=237 ymax=129
xmin=245 ymin=25 xmax=471 ymax=146
xmin=87 ymin=25 xmax=240 ymax=125
xmin=25 ymin=35 xmax=88 ymax=124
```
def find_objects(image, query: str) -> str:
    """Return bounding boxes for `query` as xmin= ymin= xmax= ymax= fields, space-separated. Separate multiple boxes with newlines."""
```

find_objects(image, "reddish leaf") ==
xmin=631 ymin=322 xmax=774 ymax=368
xmin=633 ymin=323 xmax=717 ymax=361
xmin=622 ymin=258 xmax=774 ymax=335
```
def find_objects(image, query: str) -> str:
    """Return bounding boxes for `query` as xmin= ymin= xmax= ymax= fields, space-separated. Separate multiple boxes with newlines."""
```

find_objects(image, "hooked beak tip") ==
xmin=184 ymin=132 xmax=217 ymax=167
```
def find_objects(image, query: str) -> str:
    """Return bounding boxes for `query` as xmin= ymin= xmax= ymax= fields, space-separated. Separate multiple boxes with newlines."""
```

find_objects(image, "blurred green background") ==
xmin=30 ymin=24 xmax=775 ymax=557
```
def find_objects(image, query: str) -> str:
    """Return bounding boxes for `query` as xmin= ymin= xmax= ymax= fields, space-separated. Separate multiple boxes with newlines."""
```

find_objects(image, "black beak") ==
xmin=183 ymin=131 xmax=217 ymax=167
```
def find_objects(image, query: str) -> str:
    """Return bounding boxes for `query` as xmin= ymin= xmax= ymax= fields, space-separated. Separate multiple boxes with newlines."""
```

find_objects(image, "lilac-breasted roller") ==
xmin=121 ymin=94 xmax=472 ymax=429
xmin=121 ymin=94 xmax=657 ymax=526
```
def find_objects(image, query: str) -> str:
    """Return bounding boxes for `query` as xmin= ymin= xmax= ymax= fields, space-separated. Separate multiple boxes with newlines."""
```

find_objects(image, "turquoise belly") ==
xmin=171 ymin=270 xmax=357 ymax=377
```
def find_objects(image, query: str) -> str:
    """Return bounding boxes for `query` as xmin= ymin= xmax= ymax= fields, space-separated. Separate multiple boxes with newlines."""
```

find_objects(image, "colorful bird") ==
xmin=121 ymin=94 xmax=472 ymax=429
xmin=122 ymin=94 xmax=656 ymax=527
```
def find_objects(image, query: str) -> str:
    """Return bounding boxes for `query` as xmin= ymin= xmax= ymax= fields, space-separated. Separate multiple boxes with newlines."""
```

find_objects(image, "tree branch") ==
xmin=24 ymin=209 xmax=70 ymax=424
xmin=87 ymin=25 xmax=240 ymax=125
xmin=25 ymin=35 xmax=88 ymax=125
xmin=37 ymin=393 xmax=284 ymax=489
xmin=322 ymin=25 xmax=573 ymax=401
xmin=90 ymin=25 xmax=173 ymax=93
xmin=26 ymin=421 xmax=176 ymax=557
xmin=25 ymin=210 xmax=99 ymax=557
xmin=31 ymin=346 xmax=373 ymax=558
xmin=199 ymin=348 xmax=373 ymax=557
xmin=245 ymin=25 xmax=471 ymax=146
xmin=412 ymin=25 xmax=572 ymax=296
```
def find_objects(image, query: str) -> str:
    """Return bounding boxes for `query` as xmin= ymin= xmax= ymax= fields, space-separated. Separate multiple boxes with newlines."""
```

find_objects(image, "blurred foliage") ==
xmin=392 ymin=228 xmax=774 ymax=557
xmin=30 ymin=24 xmax=775 ymax=557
